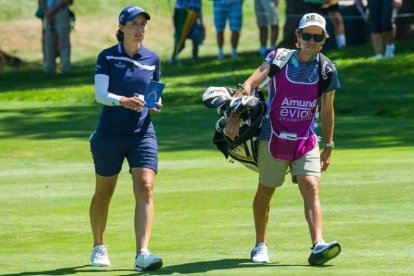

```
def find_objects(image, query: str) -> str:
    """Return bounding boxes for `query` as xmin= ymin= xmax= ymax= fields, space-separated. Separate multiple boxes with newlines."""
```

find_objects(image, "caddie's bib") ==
xmin=269 ymin=65 xmax=318 ymax=161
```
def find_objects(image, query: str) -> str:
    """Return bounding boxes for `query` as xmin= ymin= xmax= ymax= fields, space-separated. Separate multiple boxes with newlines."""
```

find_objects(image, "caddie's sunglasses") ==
xmin=301 ymin=32 xmax=325 ymax=42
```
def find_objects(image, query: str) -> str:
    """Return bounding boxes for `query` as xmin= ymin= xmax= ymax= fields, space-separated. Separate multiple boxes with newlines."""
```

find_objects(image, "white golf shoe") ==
xmin=308 ymin=240 xmax=341 ymax=265
xmin=90 ymin=245 xmax=110 ymax=267
xmin=250 ymin=243 xmax=270 ymax=263
xmin=134 ymin=250 xmax=163 ymax=271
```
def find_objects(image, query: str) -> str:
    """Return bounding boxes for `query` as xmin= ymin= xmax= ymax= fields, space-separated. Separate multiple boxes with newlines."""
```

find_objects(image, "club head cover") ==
xmin=202 ymin=87 xmax=232 ymax=108
xmin=241 ymin=95 xmax=259 ymax=110
xmin=215 ymin=116 xmax=228 ymax=132
xmin=229 ymin=97 xmax=247 ymax=114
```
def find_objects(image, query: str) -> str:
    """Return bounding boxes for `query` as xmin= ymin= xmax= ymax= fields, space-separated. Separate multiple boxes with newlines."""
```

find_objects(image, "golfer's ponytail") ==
xmin=116 ymin=29 xmax=124 ymax=42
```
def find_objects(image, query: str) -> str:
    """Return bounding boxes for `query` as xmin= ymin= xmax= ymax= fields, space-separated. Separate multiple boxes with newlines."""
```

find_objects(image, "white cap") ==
xmin=298 ymin=13 xmax=326 ymax=32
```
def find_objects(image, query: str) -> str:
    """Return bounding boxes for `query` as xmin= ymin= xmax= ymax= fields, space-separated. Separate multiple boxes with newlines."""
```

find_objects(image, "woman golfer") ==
xmin=89 ymin=5 xmax=163 ymax=272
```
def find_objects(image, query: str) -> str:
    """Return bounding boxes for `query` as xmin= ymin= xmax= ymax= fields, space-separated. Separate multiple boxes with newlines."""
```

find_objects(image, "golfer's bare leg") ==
xmin=131 ymin=167 xmax=156 ymax=254
xmin=253 ymin=183 xmax=276 ymax=244
xmin=297 ymin=175 xmax=322 ymax=244
xmin=90 ymin=174 xmax=118 ymax=246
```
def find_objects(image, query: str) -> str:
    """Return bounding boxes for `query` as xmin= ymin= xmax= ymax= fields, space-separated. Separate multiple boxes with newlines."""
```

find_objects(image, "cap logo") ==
xmin=127 ymin=6 xmax=139 ymax=13
xmin=306 ymin=14 xmax=323 ymax=24
xmin=119 ymin=5 xmax=149 ymax=23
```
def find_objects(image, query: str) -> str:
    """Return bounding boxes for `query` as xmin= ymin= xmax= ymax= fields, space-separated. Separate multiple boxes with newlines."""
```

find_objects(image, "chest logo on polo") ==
xmin=115 ymin=61 xmax=126 ymax=69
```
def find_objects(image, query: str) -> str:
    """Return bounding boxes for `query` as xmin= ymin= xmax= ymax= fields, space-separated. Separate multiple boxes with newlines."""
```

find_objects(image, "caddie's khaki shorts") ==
xmin=258 ymin=140 xmax=321 ymax=188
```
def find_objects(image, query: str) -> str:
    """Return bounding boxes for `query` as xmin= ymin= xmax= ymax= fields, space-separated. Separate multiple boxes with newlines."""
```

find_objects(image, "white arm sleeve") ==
xmin=95 ymin=74 xmax=122 ymax=106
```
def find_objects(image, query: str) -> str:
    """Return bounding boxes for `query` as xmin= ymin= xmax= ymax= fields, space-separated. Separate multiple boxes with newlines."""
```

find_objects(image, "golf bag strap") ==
xmin=267 ymin=49 xmax=334 ymax=99
xmin=318 ymin=53 xmax=334 ymax=98
xmin=268 ymin=48 xmax=295 ymax=78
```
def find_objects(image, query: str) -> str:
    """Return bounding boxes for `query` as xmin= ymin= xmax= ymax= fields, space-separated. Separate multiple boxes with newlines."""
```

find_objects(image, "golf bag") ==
xmin=202 ymin=87 xmax=267 ymax=172
xmin=201 ymin=50 xmax=333 ymax=172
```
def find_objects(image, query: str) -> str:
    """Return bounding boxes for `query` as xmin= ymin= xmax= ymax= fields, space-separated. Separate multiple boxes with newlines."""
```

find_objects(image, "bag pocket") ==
xmin=269 ymin=132 xmax=317 ymax=161
xmin=269 ymin=133 xmax=298 ymax=161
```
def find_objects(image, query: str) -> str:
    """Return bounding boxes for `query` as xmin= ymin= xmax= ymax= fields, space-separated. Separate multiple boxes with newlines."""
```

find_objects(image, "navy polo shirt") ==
xmin=95 ymin=43 xmax=161 ymax=136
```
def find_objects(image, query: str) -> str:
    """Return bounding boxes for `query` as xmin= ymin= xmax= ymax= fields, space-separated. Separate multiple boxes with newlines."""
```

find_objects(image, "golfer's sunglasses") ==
xmin=301 ymin=32 xmax=325 ymax=42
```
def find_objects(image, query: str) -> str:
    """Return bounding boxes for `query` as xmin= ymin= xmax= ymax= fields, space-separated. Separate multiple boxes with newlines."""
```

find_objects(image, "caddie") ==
xmin=224 ymin=12 xmax=342 ymax=266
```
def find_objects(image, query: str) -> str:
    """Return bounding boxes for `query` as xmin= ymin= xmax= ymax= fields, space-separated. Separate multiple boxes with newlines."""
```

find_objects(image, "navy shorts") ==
xmin=90 ymin=132 xmax=158 ymax=176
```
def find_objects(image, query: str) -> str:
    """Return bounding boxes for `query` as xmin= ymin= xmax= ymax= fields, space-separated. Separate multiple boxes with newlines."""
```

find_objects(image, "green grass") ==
xmin=1 ymin=1 xmax=414 ymax=275
xmin=1 ymin=104 xmax=413 ymax=275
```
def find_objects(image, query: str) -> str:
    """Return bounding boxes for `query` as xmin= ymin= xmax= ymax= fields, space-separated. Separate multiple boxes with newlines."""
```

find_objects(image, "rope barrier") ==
xmin=285 ymin=12 xmax=414 ymax=20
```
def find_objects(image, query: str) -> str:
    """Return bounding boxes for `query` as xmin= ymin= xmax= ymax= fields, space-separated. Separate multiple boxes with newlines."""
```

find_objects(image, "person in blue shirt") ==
xmin=89 ymin=5 xmax=163 ymax=272
xmin=168 ymin=0 xmax=205 ymax=64
xmin=39 ymin=0 xmax=73 ymax=73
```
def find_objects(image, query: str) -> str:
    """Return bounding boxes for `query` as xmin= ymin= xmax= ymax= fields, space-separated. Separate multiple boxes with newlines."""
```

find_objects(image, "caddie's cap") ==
xmin=298 ymin=13 xmax=326 ymax=32
xmin=119 ymin=5 xmax=150 ymax=24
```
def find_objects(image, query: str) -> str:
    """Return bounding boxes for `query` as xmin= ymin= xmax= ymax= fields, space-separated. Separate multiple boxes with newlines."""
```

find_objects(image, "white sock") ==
xmin=140 ymin=248 xmax=149 ymax=255
xmin=336 ymin=34 xmax=346 ymax=48
xmin=385 ymin=44 xmax=395 ymax=57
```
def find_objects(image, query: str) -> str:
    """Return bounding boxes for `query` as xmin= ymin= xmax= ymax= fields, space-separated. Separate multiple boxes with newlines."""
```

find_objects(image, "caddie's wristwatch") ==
xmin=325 ymin=142 xmax=335 ymax=148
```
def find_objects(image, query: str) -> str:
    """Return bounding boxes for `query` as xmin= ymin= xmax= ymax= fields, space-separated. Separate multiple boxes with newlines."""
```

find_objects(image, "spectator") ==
xmin=304 ymin=0 xmax=346 ymax=48
xmin=39 ymin=0 xmax=73 ymax=73
xmin=254 ymin=0 xmax=279 ymax=57
xmin=213 ymin=0 xmax=244 ymax=60
xmin=168 ymin=0 xmax=205 ymax=64
xmin=36 ymin=0 xmax=62 ymax=73
xmin=89 ymin=5 xmax=163 ymax=272
xmin=357 ymin=0 xmax=403 ymax=58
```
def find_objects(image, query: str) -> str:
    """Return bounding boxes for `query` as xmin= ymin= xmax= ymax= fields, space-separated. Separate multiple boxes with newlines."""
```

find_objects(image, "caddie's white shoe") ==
xmin=250 ymin=243 xmax=270 ymax=263
xmin=134 ymin=250 xmax=163 ymax=271
xmin=90 ymin=245 xmax=110 ymax=267
xmin=308 ymin=240 xmax=341 ymax=265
